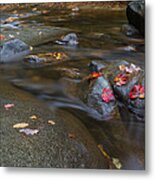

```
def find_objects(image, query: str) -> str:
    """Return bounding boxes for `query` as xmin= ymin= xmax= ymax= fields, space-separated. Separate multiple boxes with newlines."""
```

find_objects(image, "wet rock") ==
xmin=0 ymin=39 xmax=30 ymax=63
xmin=56 ymin=33 xmax=79 ymax=46
xmin=1 ymin=26 xmax=71 ymax=46
xmin=126 ymin=0 xmax=145 ymax=36
xmin=107 ymin=61 xmax=145 ymax=118
xmin=24 ymin=52 xmax=69 ymax=65
xmin=0 ymin=77 xmax=108 ymax=168
xmin=121 ymin=24 xmax=140 ymax=37
xmin=86 ymin=61 xmax=120 ymax=120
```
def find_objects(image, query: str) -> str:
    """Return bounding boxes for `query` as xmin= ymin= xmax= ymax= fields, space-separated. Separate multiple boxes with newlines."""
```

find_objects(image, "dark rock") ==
xmin=56 ymin=33 xmax=79 ymax=46
xmin=126 ymin=0 xmax=145 ymax=36
xmin=107 ymin=61 xmax=145 ymax=117
xmin=121 ymin=24 xmax=140 ymax=37
xmin=86 ymin=62 xmax=120 ymax=120
xmin=0 ymin=77 xmax=108 ymax=168
xmin=0 ymin=39 xmax=30 ymax=63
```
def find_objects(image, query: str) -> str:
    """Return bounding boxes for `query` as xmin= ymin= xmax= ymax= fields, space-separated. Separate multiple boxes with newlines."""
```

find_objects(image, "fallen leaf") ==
xmin=114 ymin=73 xmax=129 ymax=86
xmin=101 ymin=88 xmax=115 ymax=103
xmin=13 ymin=122 xmax=29 ymax=129
xmin=112 ymin=158 xmax=122 ymax=169
xmin=68 ymin=133 xmax=76 ymax=139
xmin=0 ymin=34 xmax=5 ymax=40
xmin=4 ymin=103 xmax=15 ymax=110
xmin=97 ymin=144 xmax=110 ymax=159
xmin=19 ymin=128 xmax=39 ymax=135
xmin=129 ymin=84 xmax=145 ymax=99
xmin=48 ymin=120 xmax=56 ymax=125
xmin=30 ymin=115 xmax=38 ymax=120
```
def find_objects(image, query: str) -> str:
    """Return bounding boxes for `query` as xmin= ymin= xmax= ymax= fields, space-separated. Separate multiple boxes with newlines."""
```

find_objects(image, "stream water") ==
xmin=0 ymin=7 xmax=145 ymax=169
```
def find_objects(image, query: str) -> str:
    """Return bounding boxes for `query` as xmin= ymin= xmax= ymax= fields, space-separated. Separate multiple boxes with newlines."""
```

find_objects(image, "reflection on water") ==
xmin=0 ymin=8 xmax=145 ymax=169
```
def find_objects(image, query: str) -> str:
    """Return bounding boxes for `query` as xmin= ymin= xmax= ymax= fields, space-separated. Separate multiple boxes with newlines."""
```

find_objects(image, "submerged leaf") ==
xmin=19 ymin=128 xmax=39 ymax=135
xmin=13 ymin=123 xmax=29 ymax=129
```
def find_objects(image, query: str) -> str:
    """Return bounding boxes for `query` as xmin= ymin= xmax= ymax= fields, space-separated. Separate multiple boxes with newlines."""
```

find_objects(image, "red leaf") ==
xmin=129 ymin=84 xmax=145 ymax=100
xmin=114 ymin=73 xmax=129 ymax=86
xmin=102 ymin=88 xmax=115 ymax=103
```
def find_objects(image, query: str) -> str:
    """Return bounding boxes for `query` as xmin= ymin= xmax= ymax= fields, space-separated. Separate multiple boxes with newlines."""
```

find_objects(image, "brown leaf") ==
xmin=68 ymin=132 xmax=76 ymax=139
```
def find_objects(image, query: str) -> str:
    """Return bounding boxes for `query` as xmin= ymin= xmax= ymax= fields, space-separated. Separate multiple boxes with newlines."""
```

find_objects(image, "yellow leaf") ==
xmin=112 ymin=158 xmax=122 ymax=169
xmin=13 ymin=123 xmax=29 ymax=129
xmin=97 ymin=144 xmax=110 ymax=159
xmin=48 ymin=120 xmax=56 ymax=125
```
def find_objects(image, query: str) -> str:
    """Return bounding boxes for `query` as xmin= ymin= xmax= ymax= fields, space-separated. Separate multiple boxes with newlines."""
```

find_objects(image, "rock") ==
xmin=107 ymin=61 xmax=145 ymax=118
xmin=24 ymin=52 xmax=69 ymax=65
xmin=86 ymin=61 xmax=120 ymax=120
xmin=0 ymin=39 xmax=30 ymax=63
xmin=126 ymin=1 xmax=145 ymax=36
xmin=1 ymin=26 xmax=70 ymax=46
xmin=121 ymin=24 xmax=140 ymax=37
xmin=56 ymin=33 xmax=79 ymax=46
xmin=0 ymin=77 xmax=108 ymax=168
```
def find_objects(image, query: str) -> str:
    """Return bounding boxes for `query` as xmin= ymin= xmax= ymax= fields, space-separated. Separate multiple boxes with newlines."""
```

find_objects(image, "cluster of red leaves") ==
xmin=129 ymin=85 xmax=145 ymax=100
xmin=101 ymin=88 xmax=115 ymax=103
xmin=114 ymin=73 xmax=129 ymax=86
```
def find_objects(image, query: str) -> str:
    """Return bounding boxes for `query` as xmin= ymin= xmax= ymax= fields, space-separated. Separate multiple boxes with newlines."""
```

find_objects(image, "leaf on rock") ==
xmin=101 ymin=88 xmax=115 ymax=103
xmin=48 ymin=120 xmax=56 ymax=125
xmin=19 ymin=128 xmax=39 ymax=135
xmin=114 ymin=73 xmax=129 ymax=86
xmin=119 ymin=63 xmax=141 ymax=74
xmin=13 ymin=122 xmax=29 ymax=129
xmin=129 ymin=84 xmax=145 ymax=100
xmin=4 ymin=103 xmax=15 ymax=110
xmin=112 ymin=158 xmax=122 ymax=169
xmin=90 ymin=72 xmax=103 ymax=79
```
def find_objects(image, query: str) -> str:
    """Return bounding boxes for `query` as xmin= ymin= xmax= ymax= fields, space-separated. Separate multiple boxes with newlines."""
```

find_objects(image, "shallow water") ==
xmin=0 ymin=7 xmax=145 ymax=169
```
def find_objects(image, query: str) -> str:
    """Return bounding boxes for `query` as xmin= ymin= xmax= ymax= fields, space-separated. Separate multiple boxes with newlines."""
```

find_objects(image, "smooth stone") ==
xmin=0 ymin=39 xmax=30 ymax=63
xmin=0 ymin=77 xmax=108 ymax=168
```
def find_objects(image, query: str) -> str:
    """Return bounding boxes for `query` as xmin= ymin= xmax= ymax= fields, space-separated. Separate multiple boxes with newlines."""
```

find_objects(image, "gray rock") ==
xmin=86 ymin=62 xmax=120 ymax=120
xmin=0 ymin=39 xmax=30 ymax=63
xmin=56 ymin=33 xmax=79 ymax=46
xmin=0 ymin=77 xmax=108 ymax=168
xmin=121 ymin=24 xmax=140 ymax=37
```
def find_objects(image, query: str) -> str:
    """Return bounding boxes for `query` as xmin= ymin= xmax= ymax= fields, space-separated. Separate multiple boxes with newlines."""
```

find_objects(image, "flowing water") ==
xmin=0 ymin=7 xmax=145 ymax=169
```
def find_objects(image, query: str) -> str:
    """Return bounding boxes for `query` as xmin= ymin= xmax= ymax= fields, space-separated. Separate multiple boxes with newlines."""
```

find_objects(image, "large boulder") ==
xmin=0 ymin=77 xmax=108 ymax=168
xmin=126 ymin=0 xmax=145 ymax=36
